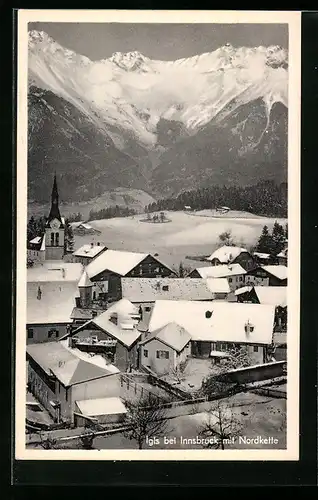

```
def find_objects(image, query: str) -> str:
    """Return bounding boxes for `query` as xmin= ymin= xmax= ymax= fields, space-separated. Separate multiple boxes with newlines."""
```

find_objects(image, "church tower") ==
xmin=45 ymin=174 xmax=65 ymax=260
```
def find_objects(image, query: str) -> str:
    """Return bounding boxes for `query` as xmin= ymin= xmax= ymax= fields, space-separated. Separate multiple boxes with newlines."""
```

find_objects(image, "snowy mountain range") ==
xmin=28 ymin=30 xmax=288 ymax=202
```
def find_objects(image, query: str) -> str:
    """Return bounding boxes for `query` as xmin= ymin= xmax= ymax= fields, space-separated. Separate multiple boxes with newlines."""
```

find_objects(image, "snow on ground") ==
xmin=73 ymin=211 xmax=286 ymax=269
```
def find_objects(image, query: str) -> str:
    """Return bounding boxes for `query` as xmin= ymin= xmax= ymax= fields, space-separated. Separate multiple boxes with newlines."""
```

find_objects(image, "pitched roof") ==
xmin=27 ymin=281 xmax=79 ymax=324
xmin=26 ymin=341 xmax=119 ymax=386
xmin=78 ymin=270 xmax=93 ymax=288
xmin=73 ymin=244 xmax=106 ymax=259
xmin=69 ymin=299 xmax=141 ymax=348
xmin=139 ymin=322 xmax=191 ymax=352
xmin=207 ymin=245 xmax=248 ymax=263
xmin=261 ymin=265 xmax=288 ymax=281
xmin=277 ymin=248 xmax=288 ymax=258
xmin=29 ymin=236 xmax=42 ymax=244
xmin=27 ymin=261 xmax=83 ymax=283
xmin=86 ymin=249 xmax=149 ymax=278
xmin=234 ymin=286 xmax=253 ymax=296
xmin=192 ymin=264 xmax=246 ymax=278
xmin=253 ymin=252 xmax=271 ymax=260
xmin=120 ymin=277 xmax=228 ymax=302
xmin=253 ymin=286 xmax=287 ymax=307
xmin=147 ymin=300 xmax=275 ymax=345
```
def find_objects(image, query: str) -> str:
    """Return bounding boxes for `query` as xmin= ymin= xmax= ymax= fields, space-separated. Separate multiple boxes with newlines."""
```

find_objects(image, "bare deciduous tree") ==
xmin=123 ymin=395 xmax=168 ymax=449
xmin=199 ymin=400 xmax=242 ymax=450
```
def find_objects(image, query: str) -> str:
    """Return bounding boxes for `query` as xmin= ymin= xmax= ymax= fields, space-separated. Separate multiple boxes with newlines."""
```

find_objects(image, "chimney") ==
xmin=61 ymin=268 xmax=66 ymax=279
xmin=91 ymin=242 xmax=94 ymax=248
xmin=110 ymin=313 xmax=118 ymax=325
xmin=37 ymin=286 xmax=42 ymax=300
xmin=91 ymin=310 xmax=98 ymax=318
xmin=244 ymin=319 xmax=254 ymax=335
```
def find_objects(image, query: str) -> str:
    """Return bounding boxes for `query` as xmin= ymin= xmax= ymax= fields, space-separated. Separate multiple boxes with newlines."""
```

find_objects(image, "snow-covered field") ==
xmin=73 ymin=210 xmax=287 ymax=270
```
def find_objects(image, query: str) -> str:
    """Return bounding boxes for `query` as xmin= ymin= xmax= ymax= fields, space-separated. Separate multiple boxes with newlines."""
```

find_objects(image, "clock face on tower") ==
xmin=50 ymin=218 xmax=60 ymax=230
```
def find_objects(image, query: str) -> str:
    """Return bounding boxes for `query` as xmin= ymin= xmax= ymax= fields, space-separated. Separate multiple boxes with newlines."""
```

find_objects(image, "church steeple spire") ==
xmin=47 ymin=173 xmax=62 ymax=223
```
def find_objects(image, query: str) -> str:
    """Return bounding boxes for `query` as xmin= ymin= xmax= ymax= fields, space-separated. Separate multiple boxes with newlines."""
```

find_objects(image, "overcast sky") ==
xmin=28 ymin=22 xmax=288 ymax=61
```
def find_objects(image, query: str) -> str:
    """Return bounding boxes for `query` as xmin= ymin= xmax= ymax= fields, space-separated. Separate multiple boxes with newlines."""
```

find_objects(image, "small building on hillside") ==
xmin=188 ymin=263 xmax=247 ymax=291
xmin=253 ymin=252 xmax=277 ymax=266
xmin=206 ymin=245 xmax=256 ymax=271
xmin=27 ymin=262 xmax=83 ymax=344
xmin=139 ymin=323 xmax=192 ymax=376
xmin=26 ymin=340 xmax=121 ymax=423
xmin=147 ymin=300 xmax=277 ymax=365
xmin=27 ymin=235 xmax=46 ymax=265
xmin=71 ymin=221 xmax=101 ymax=236
xmin=85 ymin=250 xmax=175 ymax=304
xmin=61 ymin=299 xmax=142 ymax=372
xmin=120 ymin=277 xmax=230 ymax=315
xmin=245 ymin=265 xmax=287 ymax=287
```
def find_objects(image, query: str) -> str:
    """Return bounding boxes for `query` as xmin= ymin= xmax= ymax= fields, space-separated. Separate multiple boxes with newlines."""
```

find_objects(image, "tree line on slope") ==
xmin=145 ymin=180 xmax=287 ymax=218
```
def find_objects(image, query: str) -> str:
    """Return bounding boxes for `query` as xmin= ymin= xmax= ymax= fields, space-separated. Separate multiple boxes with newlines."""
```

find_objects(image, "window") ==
xmin=228 ymin=277 xmax=232 ymax=283
xmin=27 ymin=328 xmax=34 ymax=339
xmin=145 ymin=307 xmax=151 ymax=312
xmin=253 ymin=346 xmax=259 ymax=352
xmin=65 ymin=388 xmax=68 ymax=402
xmin=139 ymin=266 xmax=143 ymax=276
xmin=93 ymin=291 xmax=96 ymax=300
xmin=55 ymin=232 xmax=59 ymax=246
xmin=48 ymin=329 xmax=58 ymax=338
xmin=144 ymin=349 xmax=148 ymax=358
xmin=162 ymin=285 xmax=169 ymax=291
xmin=156 ymin=350 xmax=169 ymax=359
xmin=51 ymin=233 xmax=54 ymax=246
xmin=239 ymin=276 xmax=243 ymax=282
xmin=155 ymin=267 xmax=160 ymax=273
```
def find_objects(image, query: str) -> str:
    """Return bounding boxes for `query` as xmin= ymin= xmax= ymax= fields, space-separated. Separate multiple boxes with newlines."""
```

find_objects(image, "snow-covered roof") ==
xmin=120 ymin=278 xmax=228 ymax=302
xmin=234 ymin=286 xmax=253 ymax=296
xmin=73 ymin=243 xmax=106 ymax=259
xmin=192 ymin=263 xmax=246 ymax=278
xmin=27 ymin=281 xmax=79 ymax=325
xmin=78 ymin=270 xmax=93 ymax=288
xmin=253 ymin=252 xmax=271 ymax=260
xmin=86 ymin=249 xmax=149 ymax=278
xmin=147 ymin=300 xmax=275 ymax=345
xmin=76 ymin=397 xmax=127 ymax=417
xmin=262 ymin=265 xmax=288 ymax=281
xmin=139 ymin=322 xmax=191 ymax=352
xmin=207 ymin=245 xmax=248 ymax=263
xmin=29 ymin=236 xmax=42 ymax=244
xmin=27 ymin=341 xmax=119 ymax=387
xmin=253 ymin=286 xmax=287 ymax=307
xmin=27 ymin=261 xmax=83 ymax=283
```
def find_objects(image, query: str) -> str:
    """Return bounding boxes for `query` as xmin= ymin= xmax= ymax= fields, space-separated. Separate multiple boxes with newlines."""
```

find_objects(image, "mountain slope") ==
xmin=27 ymin=30 xmax=288 ymax=202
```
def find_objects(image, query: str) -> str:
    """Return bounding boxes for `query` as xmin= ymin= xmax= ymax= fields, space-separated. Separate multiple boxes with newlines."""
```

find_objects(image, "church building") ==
xmin=44 ymin=175 xmax=65 ymax=261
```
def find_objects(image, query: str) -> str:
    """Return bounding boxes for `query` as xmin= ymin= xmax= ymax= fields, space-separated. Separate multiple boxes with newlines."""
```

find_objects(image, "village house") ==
xmin=71 ymin=242 xmax=108 ymax=266
xmin=120 ymin=277 xmax=230 ymax=317
xmin=139 ymin=322 xmax=192 ymax=376
xmin=252 ymin=252 xmax=277 ymax=266
xmin=206 ymin=245 xmax=257 ymax=271
xmin=188 ymin=263 xmax=247 ymax=292
xmin=235 ymin=286 xmax=287 ymax=334
xmin=277 ymin=247 xmax=288 ymax=266
xmin=70 ymin=221 xmax=102 ymax=236
xmin=27 ymin=262 xmax=84 ymax=344
xmin=245 ymin=265 xmax=287 ymax=287
xmin=85 ymin=249 xmax=175 ymax=304
xmin=27 ymin=234 xmax=46 ymax=264
xmin=145 ymin=300 xmax=278 ymax=365
xmin=26 ymin=340 xmax=121 ymax=424
xmin=61 ymin=299 xmax=142 ymax=372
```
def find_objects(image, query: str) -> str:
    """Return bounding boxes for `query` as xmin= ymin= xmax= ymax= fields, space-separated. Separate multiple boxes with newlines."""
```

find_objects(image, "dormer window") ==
xmin=244 ymin=320 xmax=254 ymax=334
xmin=162 ymin=285 xmax=169 ymax=291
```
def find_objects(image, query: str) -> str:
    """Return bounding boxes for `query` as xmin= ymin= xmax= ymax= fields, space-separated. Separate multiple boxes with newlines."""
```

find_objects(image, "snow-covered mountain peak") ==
xmin=108 ymin=50 xmax=150 ymax=71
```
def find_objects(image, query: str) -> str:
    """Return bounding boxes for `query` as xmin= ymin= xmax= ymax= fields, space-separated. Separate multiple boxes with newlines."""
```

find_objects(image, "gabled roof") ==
xmin=207 ymin=245 xmax=248 ymax=263
xmin=234 ymin=286 xmax=253 ymax=296
xmin=86 ymin=249 xmax=149 ymax=278
xmin=73 ymin=244 xmax=106 ymax=259
xmin=253 ymin=286 xmax=287 ymax=307
xmin=26 ymin=341 xmax=119 ymax=387
xmin=139 ymin=322 xmax=191 ymax=352
xmin=27 ymin=281 xmax=79 ymax=324
xmin=78 ymin=270 xmax=93 ymax=288
xmin=76 ymin=397 xmax=127 ymax=417
xmin=191 ymin=263 xmax=246 ymax=279
xmin=68 ymin=299 xmax=141 ymax=348
xmin=253 ymin=252 xmax=271 ymax=260
xmin=147 ymin=300 xmax=275 ymax=345
xmin=261 ymin=265 xmax=288 ymax=281
xmin=120 ymin=277 xmax=227 ymax=302
xmin=29 ymin=236 xmax=42 ymax=244
xmin=277 ymin=248 xmax=288 ymax=258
